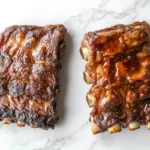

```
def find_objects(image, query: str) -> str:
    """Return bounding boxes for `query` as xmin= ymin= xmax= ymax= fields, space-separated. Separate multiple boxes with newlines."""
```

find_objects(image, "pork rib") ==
xmin=0 ymin=25 xmax=66 ymax=129
xmin=80 ymin=21 xmax=150 ymax=134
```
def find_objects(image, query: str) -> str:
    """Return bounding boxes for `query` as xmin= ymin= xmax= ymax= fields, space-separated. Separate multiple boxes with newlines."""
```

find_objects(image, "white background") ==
xmin=0 ymin=0 xmax=150 ymax=150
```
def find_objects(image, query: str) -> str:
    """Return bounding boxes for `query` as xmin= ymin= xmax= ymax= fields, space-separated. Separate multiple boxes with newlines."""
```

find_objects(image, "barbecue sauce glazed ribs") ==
xmin=0 ymin=25 xmax=66 ymax=129
xmin=80 ymin=21 xmax=150 ymax=134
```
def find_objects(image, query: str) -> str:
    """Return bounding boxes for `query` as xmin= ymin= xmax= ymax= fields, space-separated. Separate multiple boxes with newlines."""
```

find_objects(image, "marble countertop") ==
xmin=0 ymin=0 xmax=150 ymax=150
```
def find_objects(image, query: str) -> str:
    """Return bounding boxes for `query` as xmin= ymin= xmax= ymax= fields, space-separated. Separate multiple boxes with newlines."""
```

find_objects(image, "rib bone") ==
xmin=17 ymin=121 xmax=25 ymax=127
xmin=108 ymin=123 xmax=121 ymax=134
xmin=80 ymin=47 xmax=89 ymax=61
xmin=91 ymin=117 xmax=101 ymax=134
xmin=129 ymin=122 xmax=140 ymax=130
xmin=30 ymin=124 xmax=36 ymax=128
xmin=148 ymin=122 xmax=150 ymax=130
xmin=84 ymin=71 xmax=93 ymax=84
xmin=3 ymin=118 xmax=11 ymax=124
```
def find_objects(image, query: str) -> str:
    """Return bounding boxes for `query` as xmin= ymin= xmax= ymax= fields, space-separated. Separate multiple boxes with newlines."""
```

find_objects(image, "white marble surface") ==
xmin=0 ymin=0 xmax=150 ymax=149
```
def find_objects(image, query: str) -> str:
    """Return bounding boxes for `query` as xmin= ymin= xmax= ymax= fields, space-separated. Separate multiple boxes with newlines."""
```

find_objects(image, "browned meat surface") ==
xmin=81 ymin=21 xmax=150 ymax=62
xmin=80 ymin=21 xmax=150 ymax=134
xmin=0 ymin=24 xmax=66 ymax=129
xmin=85 ymin=43 xmax=150 ymax=88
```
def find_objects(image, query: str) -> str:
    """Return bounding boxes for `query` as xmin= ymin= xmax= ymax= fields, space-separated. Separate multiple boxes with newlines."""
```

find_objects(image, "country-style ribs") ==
xmin=80 ymin=21 xmax=150 ymax=134
xmin=0 ymin=24 xmax=66 ymax=129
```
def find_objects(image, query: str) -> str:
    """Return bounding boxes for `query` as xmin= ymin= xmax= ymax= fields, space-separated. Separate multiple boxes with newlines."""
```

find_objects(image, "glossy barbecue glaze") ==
xmin=0 ymin=25 xmax=66 ymax=129
xmin=81 ymin=21 xmax=150 ymax=63
xmin=85 ymin=43 xmax=150 ymax=88
xmin=81 ymin=21 xmax=150 ymax=134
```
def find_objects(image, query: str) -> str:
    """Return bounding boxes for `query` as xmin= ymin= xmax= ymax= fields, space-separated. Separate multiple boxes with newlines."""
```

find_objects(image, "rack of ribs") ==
xmin=80 ymin=21 xmax=150 ymax=134
xmin=0 ymin=24 xmax=66 ymax=129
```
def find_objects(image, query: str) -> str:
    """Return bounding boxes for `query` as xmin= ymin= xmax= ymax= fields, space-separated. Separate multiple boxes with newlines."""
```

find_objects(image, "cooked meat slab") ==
xmin=80 ymin=21 xmax=150 ymax=134
xmin=0 ymin=24 xmax=66 ymax=129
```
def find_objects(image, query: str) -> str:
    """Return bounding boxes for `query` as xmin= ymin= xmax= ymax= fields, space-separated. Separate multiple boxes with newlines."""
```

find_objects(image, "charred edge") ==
xmin=0 ymin=106 xmax=59 ymax=129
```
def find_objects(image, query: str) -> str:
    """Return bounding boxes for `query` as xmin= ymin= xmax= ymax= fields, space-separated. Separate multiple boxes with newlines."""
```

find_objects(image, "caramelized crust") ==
xmin=81 ymin=21 xmax=150 ymax=62
xmin=85 ymin=43 xmax=150 ymax=88
xmin=81 ymin=21 xmax=150 ymax=134
xmin=88 ymin=82 xmax=150 ymax=109
xmin=91 ymin=100 xmax=150 ymax=132
xmin=0 ymin=24 xmax=66 ymax=129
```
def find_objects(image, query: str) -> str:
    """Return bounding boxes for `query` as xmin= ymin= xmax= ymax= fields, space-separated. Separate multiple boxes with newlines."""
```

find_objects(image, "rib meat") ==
xmin=85 ymin=43 xmax=150 ymax=88
xmin=80 ymin=21 xmax=150 ymax=134
xmin=0 ymin=25 xmax=66 ymax=129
